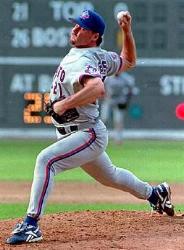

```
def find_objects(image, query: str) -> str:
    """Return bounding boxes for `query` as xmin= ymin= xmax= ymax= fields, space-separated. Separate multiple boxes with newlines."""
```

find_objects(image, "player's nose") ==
xmin=73 ymin=24 xmax=81 ymax=33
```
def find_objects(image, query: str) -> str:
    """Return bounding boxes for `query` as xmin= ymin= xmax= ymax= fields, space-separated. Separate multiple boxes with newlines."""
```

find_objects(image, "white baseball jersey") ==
xmin=50 ymin=47 xmax=122 ymax=127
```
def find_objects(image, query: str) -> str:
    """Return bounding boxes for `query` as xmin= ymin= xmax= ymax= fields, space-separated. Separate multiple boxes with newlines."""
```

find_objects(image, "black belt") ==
xmin=57 ymin=125 xmax=78 ymax=135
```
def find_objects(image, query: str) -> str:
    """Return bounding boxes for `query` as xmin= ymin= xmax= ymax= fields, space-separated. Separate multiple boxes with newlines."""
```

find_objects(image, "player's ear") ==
xmin=92 ymin=32 xmax=99 ymax=42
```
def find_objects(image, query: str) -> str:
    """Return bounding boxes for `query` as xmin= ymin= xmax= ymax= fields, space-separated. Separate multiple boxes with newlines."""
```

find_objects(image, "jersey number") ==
xmin=52 ymin=66 xmax=65 ymax=97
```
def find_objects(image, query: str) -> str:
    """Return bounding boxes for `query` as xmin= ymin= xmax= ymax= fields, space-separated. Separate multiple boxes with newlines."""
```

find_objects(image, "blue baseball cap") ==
xmin=69 ymin=10 xmax=105 ymax=36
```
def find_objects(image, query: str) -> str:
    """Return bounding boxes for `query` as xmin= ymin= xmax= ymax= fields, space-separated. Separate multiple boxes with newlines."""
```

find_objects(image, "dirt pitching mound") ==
xmin=1 ymin=211 xmax=184 ymax=250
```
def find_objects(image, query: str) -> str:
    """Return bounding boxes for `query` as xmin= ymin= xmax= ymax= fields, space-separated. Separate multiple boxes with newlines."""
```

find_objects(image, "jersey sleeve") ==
xmin=106 ymin=51 xmax=123 ymax=76
xmin=71 ymin=57 xmax=101 ymax=85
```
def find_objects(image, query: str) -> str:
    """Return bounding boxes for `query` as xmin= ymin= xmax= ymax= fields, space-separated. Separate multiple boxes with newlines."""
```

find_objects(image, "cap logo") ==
xmin=80 ymin=10 xmax=90 ymax=19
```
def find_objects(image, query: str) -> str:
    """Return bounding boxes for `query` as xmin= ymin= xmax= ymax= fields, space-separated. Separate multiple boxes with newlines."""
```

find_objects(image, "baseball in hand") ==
xmin=116 ymin=11 xmax=128 ymax=22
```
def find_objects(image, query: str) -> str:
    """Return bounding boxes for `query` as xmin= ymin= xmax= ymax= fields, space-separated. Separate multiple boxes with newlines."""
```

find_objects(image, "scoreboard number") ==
xmin=24 ymin=92 xmax=51 ymax=124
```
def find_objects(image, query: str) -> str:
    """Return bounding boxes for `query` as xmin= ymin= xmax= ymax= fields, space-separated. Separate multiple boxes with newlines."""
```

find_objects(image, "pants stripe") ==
xmin=36 ymin=128 xmax=96 ymax=218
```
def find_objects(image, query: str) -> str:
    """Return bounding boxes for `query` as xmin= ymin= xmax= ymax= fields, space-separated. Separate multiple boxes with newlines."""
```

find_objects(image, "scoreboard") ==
xmin=1 ymin=0 xmax=184 ymax=129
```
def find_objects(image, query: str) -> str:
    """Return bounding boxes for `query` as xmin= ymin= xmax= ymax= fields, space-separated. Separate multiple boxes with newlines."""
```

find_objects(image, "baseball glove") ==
xmin=45 ymin=99 xmax=79 ymax=124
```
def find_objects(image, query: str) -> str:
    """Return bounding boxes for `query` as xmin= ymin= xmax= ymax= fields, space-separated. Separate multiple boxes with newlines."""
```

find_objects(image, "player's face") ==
xmin=70 ymin=24 xmax=98 ymax=48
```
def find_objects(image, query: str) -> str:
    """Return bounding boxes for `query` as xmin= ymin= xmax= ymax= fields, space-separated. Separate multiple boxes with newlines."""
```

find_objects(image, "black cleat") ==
xmin=150 ymin=182 xmax=174 ymax=216
xmin=6 ymin=222 xmax=42 ymax=245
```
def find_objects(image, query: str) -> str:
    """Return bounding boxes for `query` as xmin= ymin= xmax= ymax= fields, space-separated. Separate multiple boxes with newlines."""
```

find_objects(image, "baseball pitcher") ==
xmin=7 ymin=9 xmax=174 ymax=245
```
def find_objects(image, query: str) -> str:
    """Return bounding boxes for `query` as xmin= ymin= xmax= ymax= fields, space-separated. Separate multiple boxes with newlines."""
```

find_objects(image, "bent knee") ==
xmin=36 ymin=148 xmax=51 ymax=167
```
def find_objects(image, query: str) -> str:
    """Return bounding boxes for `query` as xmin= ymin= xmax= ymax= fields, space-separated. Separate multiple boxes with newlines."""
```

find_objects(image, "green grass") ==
xmin=0 ymin=203 xmax=163 ymax=220
xmin=1 ymin=203 xmax=184 ymax=220
xmin=0 ymin=139 xmax=184 ymax=182
xmin=0 ymin=139 xmax=184 ymax=220
xmin=107 ymin=140 xmax=184 ymax=183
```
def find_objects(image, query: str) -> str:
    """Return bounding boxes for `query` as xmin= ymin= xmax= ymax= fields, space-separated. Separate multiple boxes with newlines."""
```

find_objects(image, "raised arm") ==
xmin=117 ymin=11 xmax=137 ymax=72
